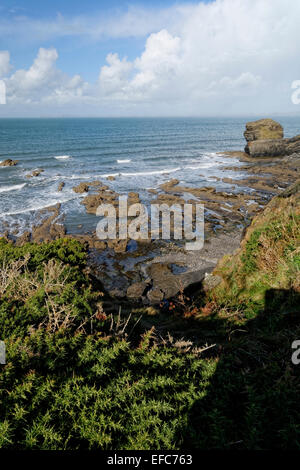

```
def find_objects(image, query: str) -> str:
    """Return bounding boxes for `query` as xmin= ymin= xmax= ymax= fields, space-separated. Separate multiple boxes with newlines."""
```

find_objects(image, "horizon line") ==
xmin=0 ymin=113 xmax=299 ymax=120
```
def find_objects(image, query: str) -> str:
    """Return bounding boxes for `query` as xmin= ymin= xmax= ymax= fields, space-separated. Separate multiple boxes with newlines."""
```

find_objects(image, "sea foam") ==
xmin=0 ymin=183 xmax=26 ymax=193
xmin=0 ymin=195 xmax=82 ymax=217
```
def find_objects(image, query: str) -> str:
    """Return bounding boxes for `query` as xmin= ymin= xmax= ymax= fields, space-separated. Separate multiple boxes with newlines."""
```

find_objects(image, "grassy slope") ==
xmin=212 ymin=179 xmax=300 ymax=317
xmin=0 ymin=181 xmax=299 ymax=450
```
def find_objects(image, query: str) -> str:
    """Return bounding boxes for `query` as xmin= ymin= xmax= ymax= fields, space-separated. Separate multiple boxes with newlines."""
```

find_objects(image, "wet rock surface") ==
xmin=14 ymin=204 xmax=66 ymax=245
xmin=81 ymin=185 xmax=139 ymax=215
xmin=83 ymin=229 xmax=242 ymax=304
xmin=72 ymin=182 xmax=90 ymax=193
xmin=127 ymin=282 xmax=149 ymax=299
xmin=0 ymin=159 xmax=18 ymax=166
xmin=147 ymin=288 xmax=164 ymax=304
xmin=26 ymin=168 xmax=44 ymax=178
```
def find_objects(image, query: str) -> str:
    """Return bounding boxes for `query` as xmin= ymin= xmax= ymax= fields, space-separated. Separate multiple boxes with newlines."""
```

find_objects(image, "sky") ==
xmin=0 ymin=0 xmax=300 ymax=117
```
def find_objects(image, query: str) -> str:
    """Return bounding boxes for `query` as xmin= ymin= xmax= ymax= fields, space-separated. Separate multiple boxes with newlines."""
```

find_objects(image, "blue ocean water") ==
xmin=0 ymin=117 xmax=299 ymax=234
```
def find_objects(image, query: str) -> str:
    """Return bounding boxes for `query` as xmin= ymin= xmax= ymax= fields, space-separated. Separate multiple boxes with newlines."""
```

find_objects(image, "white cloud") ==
xmin=99 ymin=53 xmax=133 ymax=97
xmin=9 ymin=48 xmax=58 ymax=92
xmin=131 ymin=29 xmax=181 ymax=91
xmin=6 ymin=47 xmax=89 ymax=106
xmin=209 ymin=73 xmax=262 ymax=95
xmin=2 ymin=0 xmax=300 ymax=115
xmin=98 ymin=29 xmax=182 ymax=101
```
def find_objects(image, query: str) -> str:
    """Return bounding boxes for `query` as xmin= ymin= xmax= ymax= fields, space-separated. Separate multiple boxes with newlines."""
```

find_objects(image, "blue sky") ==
xmin=0 ymin=0 xmax=299 ymax=117
xmin=0 ymin=0 xmax=204 ymax=80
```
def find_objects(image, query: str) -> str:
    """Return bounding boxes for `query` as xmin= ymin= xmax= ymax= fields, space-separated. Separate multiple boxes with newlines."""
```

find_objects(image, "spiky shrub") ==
xmin=0 ymin=329 xmax=218 ymax=450
xmin=0 ymin=239 xmax=102 ymax=338
xmin=0 ymin=238 xmax=217 ymax=450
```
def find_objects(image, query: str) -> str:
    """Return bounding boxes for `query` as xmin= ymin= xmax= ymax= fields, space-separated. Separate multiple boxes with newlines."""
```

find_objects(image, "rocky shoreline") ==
xmin=3 ymin=118 xmax=300 ymax=305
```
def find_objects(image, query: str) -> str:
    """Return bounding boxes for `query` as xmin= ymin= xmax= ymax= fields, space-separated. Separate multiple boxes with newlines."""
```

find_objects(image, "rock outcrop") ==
xmin=73 ymin=182 xmax=89 ymax=193
xmin=0 ymin=159 xmax=18 ymax=166
xmin=81 ymin=186 xmax=140 ymax=215
xmin=127 ymin=282 xmax=149 ymax=300
xmin=244 ymin=119 xmax=283 ymax=143
xmin=15 ymin=204 xmax=66 ymax=245
xmin=244 ymin=118 xmax=300 ymax=157
xmin=26 ymin=169 xmax=44 ymax=178
xmin=246 ymin=135 xmax=300 ymax=158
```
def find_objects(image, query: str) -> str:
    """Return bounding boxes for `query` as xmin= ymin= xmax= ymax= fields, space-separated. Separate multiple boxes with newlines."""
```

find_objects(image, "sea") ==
xmin=0 ymin=117 xmax=299 ymax=235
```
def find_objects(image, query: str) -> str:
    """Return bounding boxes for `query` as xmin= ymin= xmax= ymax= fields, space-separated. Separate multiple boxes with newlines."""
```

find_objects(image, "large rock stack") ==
xmin=244 ymin=118 xmax=300 ymax=157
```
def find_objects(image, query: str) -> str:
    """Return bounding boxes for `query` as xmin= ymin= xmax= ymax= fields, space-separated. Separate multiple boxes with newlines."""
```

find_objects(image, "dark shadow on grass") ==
xmin=179 ymin=288 xmax=300 ymax=450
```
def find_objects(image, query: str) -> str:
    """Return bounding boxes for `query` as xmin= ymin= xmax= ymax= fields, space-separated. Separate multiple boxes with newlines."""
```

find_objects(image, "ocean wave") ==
xmin=0 ymin=183 xmax=26 ymax=193
xmin=61 ymin=167 xmax=181 ymax=180
xmin=0 ymin=204 xmax=58 ymax=217
xmin=121 ymin=167 xmax=181 ymax=177
xmin=54 ymin=155 xmax=71 ymax=160
xmin=186 ymin=163 xmax=215 ymax=170
xmin=61 ymin=174 xmax=119 ymax=180
xmin=0 ymin=195 xmax=82 ymax=217
xmin=117 ymin=159 xmax=131 ymax=163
